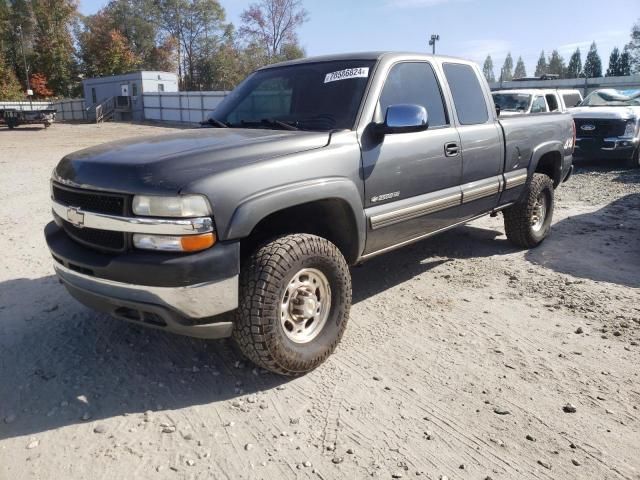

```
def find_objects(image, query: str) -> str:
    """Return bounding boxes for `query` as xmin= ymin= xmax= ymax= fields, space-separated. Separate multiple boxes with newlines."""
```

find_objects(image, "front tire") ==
xmin=233 ymin=234 xmax=352 ymax=376
xmin=503 ymin=173 xmax=554 ymax=248
xmin=625 ymin=147 xmax=640 ymax=169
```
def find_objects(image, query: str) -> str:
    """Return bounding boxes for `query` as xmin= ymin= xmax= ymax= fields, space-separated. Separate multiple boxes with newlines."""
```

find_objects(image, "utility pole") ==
xmin=16 ymin=25 xmax=32 ymax=109
xmin=428 ymin=34 xmax=440 ymax=55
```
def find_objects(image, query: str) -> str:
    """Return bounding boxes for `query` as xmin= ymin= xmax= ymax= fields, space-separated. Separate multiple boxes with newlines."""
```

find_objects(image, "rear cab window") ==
xmin=562 ymin=93 xmax=582 ymax=108
xmin=377 ymin=62 xmax=449 ymax=127
xmin=442 ymin=63 xmax=488 ymax=125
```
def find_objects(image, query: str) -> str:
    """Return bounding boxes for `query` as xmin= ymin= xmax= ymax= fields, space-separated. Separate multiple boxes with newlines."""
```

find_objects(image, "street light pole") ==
xmin=428 ymin=34 xmax=440 ymax=55
xmin=16 ymin=25 xmax=32 ymax=108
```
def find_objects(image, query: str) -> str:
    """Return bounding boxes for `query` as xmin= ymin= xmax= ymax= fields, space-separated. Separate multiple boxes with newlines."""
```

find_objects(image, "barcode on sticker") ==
xmin=324 ymin=68 xmax=369 ymax=83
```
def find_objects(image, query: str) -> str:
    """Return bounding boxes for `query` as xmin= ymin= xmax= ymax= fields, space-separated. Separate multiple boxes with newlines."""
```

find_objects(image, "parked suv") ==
xmin=45 ymin=52 xmax=574 ymax=375
xmin=492 ymin=89 xmax=583 ymax=116
xmin=571 ymin=89 xmax=640 ymax=168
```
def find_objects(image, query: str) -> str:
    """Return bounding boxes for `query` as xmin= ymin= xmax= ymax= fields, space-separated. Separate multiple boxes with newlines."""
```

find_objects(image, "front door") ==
xmin=361 ymin=61 xmax=463 ymax=255
xmin=120 ymin=84 xmax=129 ymax=96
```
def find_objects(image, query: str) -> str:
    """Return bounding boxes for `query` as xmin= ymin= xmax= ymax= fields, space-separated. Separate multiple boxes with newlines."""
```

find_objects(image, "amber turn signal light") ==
xmin=180 ymin=233 xmax=216 ymax=252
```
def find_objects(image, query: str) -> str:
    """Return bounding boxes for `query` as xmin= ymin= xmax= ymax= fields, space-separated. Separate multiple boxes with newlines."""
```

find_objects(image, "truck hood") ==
xmin=54 ymin=128 xmax=331 ymax=194
xmin=570 ymin=106 xmax=640 ymax=120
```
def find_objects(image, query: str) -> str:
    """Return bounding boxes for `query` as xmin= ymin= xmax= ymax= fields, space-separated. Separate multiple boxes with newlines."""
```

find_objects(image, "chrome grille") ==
xmin=52 ymin=183 xmax=129 ymax=252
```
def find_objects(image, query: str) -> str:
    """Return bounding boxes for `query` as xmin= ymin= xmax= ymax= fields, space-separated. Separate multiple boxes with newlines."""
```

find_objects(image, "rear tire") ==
xmin=503 ymin=173 xmax=554 ymax=248
xmin=233 ymin=234 xmax=352 ymax=376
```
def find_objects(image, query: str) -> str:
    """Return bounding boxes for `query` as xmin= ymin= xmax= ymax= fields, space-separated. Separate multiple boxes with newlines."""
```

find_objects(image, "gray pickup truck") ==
xmin=45 ymin=52 xmax=574 ymax=375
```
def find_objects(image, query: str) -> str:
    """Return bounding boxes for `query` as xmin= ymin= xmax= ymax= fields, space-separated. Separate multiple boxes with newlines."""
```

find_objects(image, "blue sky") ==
xmin=80 ymin=0 xmax=638 ymax=76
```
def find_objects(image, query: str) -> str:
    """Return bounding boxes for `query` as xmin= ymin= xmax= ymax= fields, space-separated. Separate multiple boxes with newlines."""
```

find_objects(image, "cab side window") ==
xmin=531 ymin=96 xmax=548 ymax=113
xmin=378 ymin=62 xmax=448 ymax=128
xmin=443 ymin=63 xmax=489 ymax=125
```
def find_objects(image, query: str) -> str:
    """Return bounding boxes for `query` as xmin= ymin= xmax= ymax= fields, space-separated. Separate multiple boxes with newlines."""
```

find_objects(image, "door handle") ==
xmin=444 ymin=142 xmax=460 ymax=157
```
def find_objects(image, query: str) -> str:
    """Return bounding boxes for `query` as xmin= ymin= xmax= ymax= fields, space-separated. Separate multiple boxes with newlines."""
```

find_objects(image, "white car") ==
xmin=492 ymin=89 xmax=583 ymax=116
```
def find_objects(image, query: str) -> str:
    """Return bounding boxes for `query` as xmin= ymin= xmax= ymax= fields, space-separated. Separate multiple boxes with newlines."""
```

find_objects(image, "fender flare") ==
xmin=528 ymin=141 xmax=564 ymax=186
xmin=224 ymin=177 xmax=367 ymax=257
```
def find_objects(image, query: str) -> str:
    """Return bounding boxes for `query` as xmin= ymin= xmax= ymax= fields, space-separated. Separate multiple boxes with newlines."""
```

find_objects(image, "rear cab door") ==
xmin=440 ymin=62 xmax=505 ymax=216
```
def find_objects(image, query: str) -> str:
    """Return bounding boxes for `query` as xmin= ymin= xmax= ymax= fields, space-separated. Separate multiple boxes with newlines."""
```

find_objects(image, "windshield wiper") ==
xmin=261 ymin=118 xmax=299 ymax=131
xmin=200 ymin=117 xmax=229 ymax=128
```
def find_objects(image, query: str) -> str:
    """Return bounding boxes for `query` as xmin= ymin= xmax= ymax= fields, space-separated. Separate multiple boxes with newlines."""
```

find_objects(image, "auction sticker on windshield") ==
xmin=324 ymin=68 xmax=370 ymax=83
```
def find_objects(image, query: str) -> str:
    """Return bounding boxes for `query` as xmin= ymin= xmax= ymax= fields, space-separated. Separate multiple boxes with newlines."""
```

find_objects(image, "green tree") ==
xmin=534 ymin=50 xmax=547 ymax=76
xmin=583 ymin=42 xmax=602 ymax=78
xmin=606 ymin=47 xmax=621 ymax=76
xmin=626 ymin=19 xmax=640 ymax=73
xmin=482 ymin=54 xmax=495 ymax=82
xmin=501 ymin=52 xmax=513 ymax=81
xmin=513 ymin=56 xmax=526 ymax=79
xmin=619 ymin=45 xmax=632 ymax=76
xmin=156 ymin=0 xmax=228 ymax=90
xmin=31 ymin=0 xmax=78 ymax=97
xmin=0 ymin=50 xmax=23 ymax=99
xmin=566 ymin=48 xmax=582 ymax=78
xmin=547 ymin=50 xmax=565 ymax=77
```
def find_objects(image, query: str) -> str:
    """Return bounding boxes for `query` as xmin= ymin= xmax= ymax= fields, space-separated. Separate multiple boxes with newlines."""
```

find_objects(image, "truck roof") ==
xmin=258 ymin=51 xmax=473 ymax=70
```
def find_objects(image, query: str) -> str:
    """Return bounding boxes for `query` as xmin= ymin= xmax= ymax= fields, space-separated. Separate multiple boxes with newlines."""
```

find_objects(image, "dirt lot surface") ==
xmin=1 ymin=123 xmax=639 ymax=480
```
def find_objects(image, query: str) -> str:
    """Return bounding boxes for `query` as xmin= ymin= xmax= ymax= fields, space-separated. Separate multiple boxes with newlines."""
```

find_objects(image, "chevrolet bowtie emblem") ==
xmin=66 ymin=206 xmax=85 ymax=227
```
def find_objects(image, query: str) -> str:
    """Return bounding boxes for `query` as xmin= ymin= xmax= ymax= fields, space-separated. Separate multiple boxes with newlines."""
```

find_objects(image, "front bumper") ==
xmin=45 ymin=222 xmax=239 ymax=339
xmin=574 ymin=136 xmax=638 ymax=160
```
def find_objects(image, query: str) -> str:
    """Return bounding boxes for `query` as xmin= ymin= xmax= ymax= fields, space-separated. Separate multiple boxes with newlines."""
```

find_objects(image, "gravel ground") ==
xmin=0 ymin=122 xmax=639 ymax=480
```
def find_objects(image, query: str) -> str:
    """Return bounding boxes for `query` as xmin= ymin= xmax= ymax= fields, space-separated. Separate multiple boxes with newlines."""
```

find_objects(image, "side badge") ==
xmin=371 ymin=192 xmax=400 ymax=203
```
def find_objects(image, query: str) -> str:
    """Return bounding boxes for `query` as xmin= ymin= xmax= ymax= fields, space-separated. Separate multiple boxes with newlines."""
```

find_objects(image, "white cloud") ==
xmin=451 ymin=38 xmax=512 ymax=64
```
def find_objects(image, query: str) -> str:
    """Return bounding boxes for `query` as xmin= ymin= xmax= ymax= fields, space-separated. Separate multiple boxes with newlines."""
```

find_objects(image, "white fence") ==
xmin=54 ymin=99 xmax=86 ymax=121
xmin=0 ymin=99 xmax=86 ymax=121
xmin=143 ymin=91 xmax=229 ymax=123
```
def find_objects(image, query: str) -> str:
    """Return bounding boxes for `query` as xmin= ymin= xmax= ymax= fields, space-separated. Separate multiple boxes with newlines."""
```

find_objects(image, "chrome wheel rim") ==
xmin=280 ymin=268 xmax=331 ymax=344
xmin=531 ymin=192 xmax=547 ymax=232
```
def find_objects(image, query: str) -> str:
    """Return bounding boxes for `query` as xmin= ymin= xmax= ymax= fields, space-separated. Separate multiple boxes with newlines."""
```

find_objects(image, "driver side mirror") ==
xmin=379 ymin=104 xmax=428 ymax=134
xmin=495 ymin=104 xmax=501 ymax=117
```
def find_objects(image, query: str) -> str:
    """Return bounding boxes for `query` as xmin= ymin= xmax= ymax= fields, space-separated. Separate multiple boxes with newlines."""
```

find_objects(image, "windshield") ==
xmin=492 ymin=93 xmax=532 ymax=112
xmin=209 ymin=60 xmax=376 ymax=131
xmin=580 ymin=89 xmax=640 ymax=107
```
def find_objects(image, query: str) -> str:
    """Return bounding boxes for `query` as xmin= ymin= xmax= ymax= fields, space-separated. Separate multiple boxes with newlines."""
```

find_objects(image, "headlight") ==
xmin=133 ymin=233 xmax=216 ymax=252
xmin=623 ymin=120 xmax=637 ymax=138
xmin=132 ymin=195 xmax=211 ymax=217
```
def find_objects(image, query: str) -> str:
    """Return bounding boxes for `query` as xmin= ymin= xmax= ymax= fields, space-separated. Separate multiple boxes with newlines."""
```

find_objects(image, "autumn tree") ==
xmin=534 ymin=51 xmax=547 ymax=76
xmin=101 ymin=0 xmax=176 ymax=71
xmin=239 ymin=0 xmax=308 ymax=62
xmin=29 ymin=72 xmax=53 ymax=97
xmin=79 ymin=12 xmax=139 ymax=77
xmin=583 ymin=42 xmax=602 ymax=78
xmin=566 ymin=48 xmax=582 ymax=78
xmin=482 ymin=55 xmax=495 ymax=82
